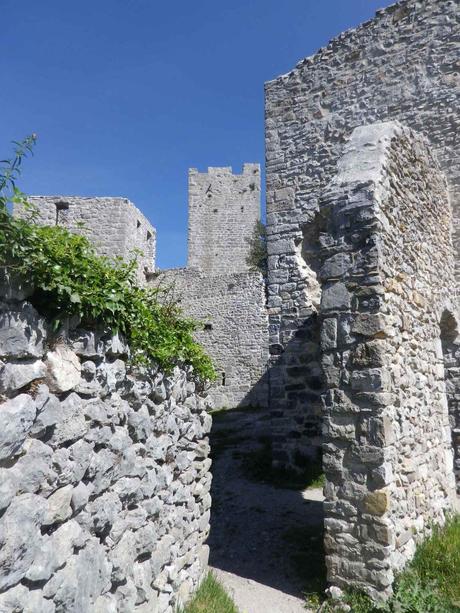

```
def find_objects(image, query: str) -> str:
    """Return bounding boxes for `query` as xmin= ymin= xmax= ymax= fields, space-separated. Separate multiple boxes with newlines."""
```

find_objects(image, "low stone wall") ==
xmin=320 ymin=122 xmax=457 ymax=600
xmin=151 ymin=268 xmax=269 ymax=409
xmin=0 ymin=294 xmax=212 ymax=612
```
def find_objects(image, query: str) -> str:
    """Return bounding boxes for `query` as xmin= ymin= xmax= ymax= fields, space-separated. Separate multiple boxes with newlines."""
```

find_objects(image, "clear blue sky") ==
xmin=2 ymin=0 xmax=393 ymax=268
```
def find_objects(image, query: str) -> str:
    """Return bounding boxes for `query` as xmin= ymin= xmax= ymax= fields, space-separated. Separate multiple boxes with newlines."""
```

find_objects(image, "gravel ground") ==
xmin=207 ymin=409 xmax=324 ymax=613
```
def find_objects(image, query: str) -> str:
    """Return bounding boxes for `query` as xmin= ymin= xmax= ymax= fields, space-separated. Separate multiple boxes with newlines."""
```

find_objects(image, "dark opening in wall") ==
xmin=221 ymin=372 xmax=226 ymax=386
xmin=55 ymin=200 xmax=69 ymax=226
xmin=137 ymin=220 xmax=141 ymax=229
xmin=146 ymin=231 xmax=152 ymax=241
xmin=440 ymin=310 xmax=460 ymax=494
xmin=204 ymin=323 xmax=213 ymax=331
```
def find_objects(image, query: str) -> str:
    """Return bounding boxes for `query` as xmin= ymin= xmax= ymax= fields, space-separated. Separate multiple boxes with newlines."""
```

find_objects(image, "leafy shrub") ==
xmin=0 ymin=137 xmax=215 ymax=381
xmin=246 ymin=219 xmax=267 ymax=275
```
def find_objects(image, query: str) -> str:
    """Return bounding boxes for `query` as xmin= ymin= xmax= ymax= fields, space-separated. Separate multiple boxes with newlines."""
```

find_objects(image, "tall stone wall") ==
xmin=14 ymin=196 xmax=156 ymax=282
xmin=321 ymin=122 xmax=457 ymax=599
xmin=264 ymin=0 xmax=459 ymax=467
xmin=188 ymin=165 xmax=261 ymax=275
xmin=0 ymin=291 xmax=212 ymax=612
xmin=151 ymin=268 xmax=269 ymax=409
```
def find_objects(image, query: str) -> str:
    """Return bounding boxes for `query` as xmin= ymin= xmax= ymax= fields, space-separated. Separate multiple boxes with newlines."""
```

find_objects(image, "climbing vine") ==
xmin=0 ymin=136 xmax=215 ymax=381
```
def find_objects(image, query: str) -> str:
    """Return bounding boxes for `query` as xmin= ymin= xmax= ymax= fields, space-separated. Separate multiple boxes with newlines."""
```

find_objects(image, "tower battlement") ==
xmin=187 ymin=164 xmax=261 ymax=275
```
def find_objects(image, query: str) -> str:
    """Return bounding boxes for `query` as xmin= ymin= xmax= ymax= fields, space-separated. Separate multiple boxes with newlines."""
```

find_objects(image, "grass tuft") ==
xmin=178 ymin=573 xmax=239 ymax=613
xmin=411 ymin=514 xmax=460 ymax=608
xmin=315 ymin=514 xmax=460 ymax=612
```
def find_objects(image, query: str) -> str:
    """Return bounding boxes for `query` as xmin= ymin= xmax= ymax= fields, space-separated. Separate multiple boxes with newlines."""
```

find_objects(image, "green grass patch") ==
xmin=240 ymin=439 xmax=325 ymax=490
xmin=178 ymin=573 xmax=239 ymax=613
xmin=314 ymin=515 xmax=460 ymax=612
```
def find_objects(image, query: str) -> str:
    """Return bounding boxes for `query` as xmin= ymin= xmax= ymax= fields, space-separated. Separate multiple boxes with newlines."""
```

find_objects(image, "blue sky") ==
xmin=2 ymin=0 xmax=393 ymax=268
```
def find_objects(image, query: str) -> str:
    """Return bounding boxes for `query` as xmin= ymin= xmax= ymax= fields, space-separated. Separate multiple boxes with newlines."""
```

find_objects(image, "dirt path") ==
xmin=207 ymin=409 xmax=324 ymax=613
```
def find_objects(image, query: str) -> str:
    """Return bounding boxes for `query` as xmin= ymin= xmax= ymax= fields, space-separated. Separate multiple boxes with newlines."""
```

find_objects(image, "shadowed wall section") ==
xmin=320 ymin=121 xmax=457 ymax=599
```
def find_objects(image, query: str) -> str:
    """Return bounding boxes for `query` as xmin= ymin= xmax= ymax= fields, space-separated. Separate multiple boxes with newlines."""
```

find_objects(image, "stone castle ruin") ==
xmin=152 ymin=165 xmax=269 ymax=409
xmin=3 ymin=0 xmax=459 ymax=605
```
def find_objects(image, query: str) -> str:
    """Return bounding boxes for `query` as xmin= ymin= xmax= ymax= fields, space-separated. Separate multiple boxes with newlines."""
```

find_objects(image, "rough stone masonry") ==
xmin=152 ymin=164 xmax=269 ymax=409
xmin=0 ymin=286 xmax=212 ymax=612
xmin=320 ymin=121 xmax=457 ymax=599
xmin=3 ymin=0 xmax=460 ymax=604
xmin=14 ymin=196 xmax=156 ymax=285
xmin=265 ymin=0 xmax=459 ymax=469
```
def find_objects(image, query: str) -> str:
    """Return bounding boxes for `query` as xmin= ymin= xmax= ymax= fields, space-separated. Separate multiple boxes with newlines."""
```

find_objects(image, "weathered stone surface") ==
xmin=0 ymin=394 xmax=36 ymax=459
xmin=44 ymin=485 xmax=73 ymax=526
xmin=0 ymin=359 xmax=46 ymax=394
xmin=0 ymin=493 xmax=47 ymax=590
xmin=0 ymin=298 xmax=211 ymax=611
xmin=49 ymin=392 xmax=88 ymax=447
xmin=319 ymin=123 xmax=457 ymax=599
xmin=14 ymin=196 xmax=156 ymax=284
xmin=364 ymin=491 xmax=390 ymax=517
xmin=45 ymin=345 xmax=81 ymax=393
xmin=0 ymin=302 xmax=46 ymax=358
xmin=265 ymin=0 xmax=460 ymax=499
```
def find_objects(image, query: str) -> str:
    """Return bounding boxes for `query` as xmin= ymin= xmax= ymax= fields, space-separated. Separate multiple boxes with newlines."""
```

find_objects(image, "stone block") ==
xmin=45 ymin=344 xmax=81 ymax=393
xmin=363 ymin=490 xmax=390 ymax=516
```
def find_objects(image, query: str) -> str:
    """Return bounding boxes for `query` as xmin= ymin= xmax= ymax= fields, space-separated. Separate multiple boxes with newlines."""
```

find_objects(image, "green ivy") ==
xmin=0 ymin=136 xmax=215 ymax=382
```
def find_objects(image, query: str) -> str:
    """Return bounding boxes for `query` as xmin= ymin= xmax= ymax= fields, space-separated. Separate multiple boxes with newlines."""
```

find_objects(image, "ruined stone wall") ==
xmin=0 ymin=290 xmax=212 ymax=612
xmin=14 ymin=196 xmax=156 ymax=282
xmin=265 ymin=0 xmax=460 ymax=467
xmin=188 ymin=165 xmax=261 ymax=274
xmin=321 ymin=122 xmax=457 ymax=599
xmin=151 ymin=268 xmax=269 ymax=409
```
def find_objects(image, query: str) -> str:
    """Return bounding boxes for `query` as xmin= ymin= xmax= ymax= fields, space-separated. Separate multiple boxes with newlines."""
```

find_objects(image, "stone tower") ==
xmin=187 ymin=164 xmax=261 ymax=274
xmin=14 ymin=196 xmax=156 ymax=282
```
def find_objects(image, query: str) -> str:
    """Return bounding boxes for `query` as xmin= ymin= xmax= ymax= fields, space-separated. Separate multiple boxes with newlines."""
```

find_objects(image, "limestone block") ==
xmin=321 ymin=317 xmax=338 ymax=351
xmin=350 ymin=368 xmax=390 ymax=393
xmin=320 ymin=254 xmax=352 ymax=281
xmin=0 ymin=301 xmax=46 ymax=358
xmin=321 ymin=282 xmax=351 ymax=312
xmin=351 ymin=313 xmax=389 ymax=337
xmin=70 ymin=330 xmax=104 ymax=358
xmin=75 ymin=359 xmax=100 ymax=396
xmin=71 ymin=481 xmax=91 ymax=512
xmin=13 ymin=438 xmax=55 ymax=495
xmin=0 ymin=359 xmax=46 ymax=394
xmin=44 ymin=538 xmax=112 ymax=610
xmin=43 ymin=484 xmax=73 ymax=525
xmin=45 ymin=344 xmax=81 ymax=393
xmin=98 ymin=359 xmax=126 ymax=394
xmin=31 ymin=390 xmax=62 ymax=434
xmin=48 ymin=392 xmax=88 ymax=447
xmin=0 ymin=393 xmax=36 ymax=459
xmin=89 ymin=491 xmax=122 ymax=537
xmin=0 ymin=468 xmax=16 ymax=511
xmin=0 ymin=493 xmax=47 ymax=590
xmin=363 ymin=490 xmax=390 ymax=516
